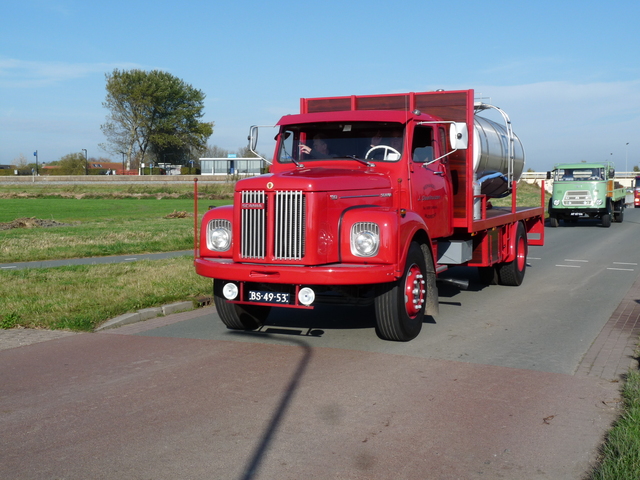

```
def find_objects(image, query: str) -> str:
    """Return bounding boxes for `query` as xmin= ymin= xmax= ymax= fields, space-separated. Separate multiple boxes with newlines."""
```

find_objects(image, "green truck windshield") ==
xmin=554 ymin=168 xmax=604 ymax=182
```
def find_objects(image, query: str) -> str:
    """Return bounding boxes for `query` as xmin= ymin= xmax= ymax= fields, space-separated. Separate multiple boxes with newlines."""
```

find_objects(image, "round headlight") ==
xmin=222 ymin=283 xmax=238 ymax=300
xmin=207 ymin=220 xmax=231 ymax=251
xmin=553 ymin=199 xmax=560 ymax=206
xmin=298 ymin=287 xmax=315 ymax=306
xmin=595 ymin=199 xmax=603 ymax=206
xmin=350 ymin=222 xmax=380 ymax=257
xmin=355 ymin=232 xmax=377 ymax=255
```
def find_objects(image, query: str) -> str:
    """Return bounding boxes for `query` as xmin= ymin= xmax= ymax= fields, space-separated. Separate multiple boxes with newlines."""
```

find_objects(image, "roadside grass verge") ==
xmin=0 ymin=256 xmax=212 ymax=331
xmin=588 ymin=362 xmax=640 ymax=479
xmin=490 ymin=181 xmax=546 ymax=208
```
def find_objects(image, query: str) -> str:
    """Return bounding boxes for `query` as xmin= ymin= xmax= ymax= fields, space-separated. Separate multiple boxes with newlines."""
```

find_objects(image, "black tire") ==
xmin=614 ymin=202 xmax=624 ymax=223
xmin=601 ymin=213 xmax=611 ymax=228
xmin=497 ymin=222 xmax=527 ymax=287
xmin=547 ymin=199 xmax=557 ymax=227
xmin=213 ymin=280 xmax=270 ymax=330
xmin=374 ymin=242 xmax=426 ymax=342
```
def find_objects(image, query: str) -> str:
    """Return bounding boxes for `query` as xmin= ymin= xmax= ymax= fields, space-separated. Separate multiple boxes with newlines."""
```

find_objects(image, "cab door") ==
xmin=408 ymin=124 xmax=452 ymax=238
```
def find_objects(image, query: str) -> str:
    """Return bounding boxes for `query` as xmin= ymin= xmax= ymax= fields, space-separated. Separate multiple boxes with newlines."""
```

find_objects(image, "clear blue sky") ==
xmin=1 ymin=0 xmax=639 ymax=172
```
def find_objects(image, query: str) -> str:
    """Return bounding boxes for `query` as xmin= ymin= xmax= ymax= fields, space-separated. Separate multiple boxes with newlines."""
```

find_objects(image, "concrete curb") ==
xmin=95 ymin=301 xmax=194 ymax=332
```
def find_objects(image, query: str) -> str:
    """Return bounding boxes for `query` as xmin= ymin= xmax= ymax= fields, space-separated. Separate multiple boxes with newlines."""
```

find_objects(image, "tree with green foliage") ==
xmin=58 ymin=153 xmax=87 ymax=175
xmin=100 ymin=69 xmax=214 ymax=169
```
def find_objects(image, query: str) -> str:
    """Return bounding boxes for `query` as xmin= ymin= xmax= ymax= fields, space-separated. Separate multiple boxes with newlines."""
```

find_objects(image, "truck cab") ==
xmin=547 ymin=162 xmax=626 ymax=227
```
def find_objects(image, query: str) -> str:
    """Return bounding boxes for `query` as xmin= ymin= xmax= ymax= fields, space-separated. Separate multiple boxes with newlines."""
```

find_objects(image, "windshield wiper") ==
xmin=338 ymin=155 xmax=374 ymax=167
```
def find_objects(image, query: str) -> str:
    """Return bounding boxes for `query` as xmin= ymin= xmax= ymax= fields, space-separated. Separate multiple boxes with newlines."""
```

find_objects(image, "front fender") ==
xmin=199 ymin=205 xmax=234 ymax=258
xmin=339 ymin=208 xmax=433 ymax=274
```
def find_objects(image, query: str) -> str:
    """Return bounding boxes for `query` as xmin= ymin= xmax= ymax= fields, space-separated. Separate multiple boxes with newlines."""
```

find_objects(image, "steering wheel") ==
xmin=365 ymin=145 xmax=401 ymax=161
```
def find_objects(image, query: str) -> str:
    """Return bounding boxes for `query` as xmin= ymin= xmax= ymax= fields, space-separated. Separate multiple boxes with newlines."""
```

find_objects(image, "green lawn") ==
xmin=0 ymin=197 xmax=229 ymax=262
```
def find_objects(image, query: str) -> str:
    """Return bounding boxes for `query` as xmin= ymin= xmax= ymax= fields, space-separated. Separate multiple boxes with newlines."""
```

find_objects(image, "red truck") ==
xmin=194 ymin=89 xmax=545 ymax=341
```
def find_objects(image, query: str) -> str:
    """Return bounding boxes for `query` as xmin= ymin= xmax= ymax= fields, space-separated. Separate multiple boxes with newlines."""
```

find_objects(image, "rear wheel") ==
xmin=213 ymin=280 xmax=271 ymax=330
xmin=614 ymin=202 xmax=624 ymax=223
xmin=497 ymin=222 xmax=527 ymax=286
xmin=374 ymin=242 xmax=427 ymax=342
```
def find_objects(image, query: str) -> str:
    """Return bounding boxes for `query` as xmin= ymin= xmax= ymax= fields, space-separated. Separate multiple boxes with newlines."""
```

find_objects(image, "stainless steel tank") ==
xmin=473 ymin=115 xmax=525 ymax=182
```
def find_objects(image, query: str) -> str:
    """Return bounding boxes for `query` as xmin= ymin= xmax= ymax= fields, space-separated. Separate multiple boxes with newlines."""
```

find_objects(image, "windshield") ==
xmin=277 ymin=122 xmax=404 ymax=163
xmin=554 ymin=168 xmax=604 ymax=181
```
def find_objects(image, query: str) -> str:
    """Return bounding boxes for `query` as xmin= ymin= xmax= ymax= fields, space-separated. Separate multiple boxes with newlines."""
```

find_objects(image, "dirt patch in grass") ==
xmin=0 ymin=217 xmax=70 ymax=231
xmin=164 ymin=210 xmax=193 ymax=218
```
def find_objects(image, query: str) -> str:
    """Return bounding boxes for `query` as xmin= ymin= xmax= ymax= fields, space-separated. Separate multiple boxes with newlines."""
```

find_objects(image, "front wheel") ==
xmin=549 ymin=216 xmax=559 ymax=228
xmin=213 ymin=280 xmax=271 ymax=330
xmin=374 ymin=242 xmax=427 ymax=342
xmin=601 ymin=213 xmax=611 ymax=228
xmin=497 ymin=222 xmax=528 ymax=286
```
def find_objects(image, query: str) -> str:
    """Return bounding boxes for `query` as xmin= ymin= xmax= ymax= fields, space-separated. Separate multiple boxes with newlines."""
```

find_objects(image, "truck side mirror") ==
xmin=609 ymin=168 xmax=615 ymax=178
xmin=248 ymin=125 xmax=259 ymax=151
xmin=449 ymin=122 xmax=468 ymax=150
xmin=546 ymin=171 xmax=552 ymax=180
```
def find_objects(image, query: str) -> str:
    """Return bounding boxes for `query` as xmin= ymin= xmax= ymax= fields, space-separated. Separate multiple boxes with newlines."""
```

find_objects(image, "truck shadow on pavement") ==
xmin=229 ymin=333 xmax=312 ymax=480
xmin=258 ymin=304 xmax=379 ymax=337
xmin=249 ymin=302 xmax=441 ymax=338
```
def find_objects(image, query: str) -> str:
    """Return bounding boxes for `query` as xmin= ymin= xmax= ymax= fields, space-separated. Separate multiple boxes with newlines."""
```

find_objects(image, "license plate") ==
xmin=248 ymin=290 xmax=290 ymax=304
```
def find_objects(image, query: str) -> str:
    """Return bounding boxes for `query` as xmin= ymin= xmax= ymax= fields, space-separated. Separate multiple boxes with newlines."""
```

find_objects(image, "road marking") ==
xmin=528 ymin=257 xmax=541 ymax=260
xmin=564 ymin=259 xmax=589 ymax=262
xmin=607 ymin=267 xmax=635 ymax=272
xmin=613 ymin=262 xmax=638 ymax=266
xmin=124 ymin=258 xmax=138 ymax=261
xmin=556 ymin=265 xmax=581 ymax=268
xmin=1 ymin=266 xmax=17 ymax=269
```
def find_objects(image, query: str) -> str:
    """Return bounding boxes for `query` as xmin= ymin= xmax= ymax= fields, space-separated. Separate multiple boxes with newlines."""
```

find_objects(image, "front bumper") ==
xmin=194 ymin=257 xmax=399 ymax=285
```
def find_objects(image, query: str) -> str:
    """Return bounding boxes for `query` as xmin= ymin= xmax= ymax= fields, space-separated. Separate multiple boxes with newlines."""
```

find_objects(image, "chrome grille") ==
xmin=563 ymin=190 xmax=592 ymax=206
xmin=275 ymin=191 xmax=305 ymax=260
xmin=239 ymin=190 xmax=306 ymax=260
xmin=240 ymin=190 xmax=266 ymax=259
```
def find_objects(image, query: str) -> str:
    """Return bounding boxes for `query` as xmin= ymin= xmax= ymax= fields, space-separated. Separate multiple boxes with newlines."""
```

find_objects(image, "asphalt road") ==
xmin=1 ymin=209 xmax=639 ymax=479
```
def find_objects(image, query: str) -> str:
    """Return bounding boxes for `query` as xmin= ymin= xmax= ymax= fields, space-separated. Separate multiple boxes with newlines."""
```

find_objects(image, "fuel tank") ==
xmin=473 ymin=115 xmax=525 ymax=197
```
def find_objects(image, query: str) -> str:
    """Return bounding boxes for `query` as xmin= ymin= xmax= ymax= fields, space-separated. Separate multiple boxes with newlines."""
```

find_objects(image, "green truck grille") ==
xmin=563 ymin=190 xmax=592 ymax=206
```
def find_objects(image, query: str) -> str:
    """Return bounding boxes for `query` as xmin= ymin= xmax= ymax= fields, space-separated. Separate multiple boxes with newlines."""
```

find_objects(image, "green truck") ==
xmin=547 ymin=162 xmax=626 ymax=227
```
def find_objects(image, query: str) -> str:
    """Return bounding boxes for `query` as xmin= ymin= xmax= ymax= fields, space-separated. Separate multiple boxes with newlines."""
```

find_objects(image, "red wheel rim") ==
xmin=404 ymin=263 xmax=425 ymax=317
xmin=516 ymin=236 xmax=526 ymax=272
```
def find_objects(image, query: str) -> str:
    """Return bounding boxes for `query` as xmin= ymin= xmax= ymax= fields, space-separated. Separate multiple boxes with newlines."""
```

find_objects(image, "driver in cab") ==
xmin=299 ymin=134 xmax=331 ymax=159
xmin=367 ymin=130 xmax=403 ymax=160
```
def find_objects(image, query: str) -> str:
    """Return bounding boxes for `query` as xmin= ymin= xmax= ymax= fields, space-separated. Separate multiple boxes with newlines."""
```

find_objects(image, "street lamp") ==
xmin=33 ymin=150 xmax=38 ymax=176
xmin=120 ymin=152 xmax=125 ymax=174
xmin=626 ymin=142 xmax=629 ymax=174
xmin=82 ymin=149 xmax=88 ymax=175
